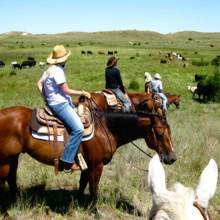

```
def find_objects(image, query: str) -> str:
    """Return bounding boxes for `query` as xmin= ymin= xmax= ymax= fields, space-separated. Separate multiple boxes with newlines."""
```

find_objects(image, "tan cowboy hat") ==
xmin=144 ymin=72 xmax=152 ymax=82
xmin=47 ymin=45 xmax=71 ymax=64
xmin=154 ymin=73 xmax=161 ymax=79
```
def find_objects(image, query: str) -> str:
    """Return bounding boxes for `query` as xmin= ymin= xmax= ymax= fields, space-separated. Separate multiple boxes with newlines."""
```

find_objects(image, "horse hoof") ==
xmin=2 ymin=211 xmax=13 ymax=220
xmin=89 ymin=207 xmax=102 ymax=219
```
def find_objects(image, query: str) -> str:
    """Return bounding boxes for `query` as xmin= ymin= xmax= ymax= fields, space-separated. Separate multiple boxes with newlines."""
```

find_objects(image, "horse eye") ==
xmin=156 ymin=128 xmax=164 ymax=137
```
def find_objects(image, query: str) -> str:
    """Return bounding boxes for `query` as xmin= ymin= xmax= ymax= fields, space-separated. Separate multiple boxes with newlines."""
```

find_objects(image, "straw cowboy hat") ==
xmin=47 ymin=45 xmax=71 ymax=64
xmin=144 ymin=72 xmax=152 ymax=83
xmin=106 ymin=56 xmax=119 ymax=68
xmin=154 ymin=73 xmax=161 ymax=79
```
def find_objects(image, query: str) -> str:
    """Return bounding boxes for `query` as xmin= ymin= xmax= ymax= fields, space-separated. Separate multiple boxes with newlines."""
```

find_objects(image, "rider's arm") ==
xmin=59 ymin=83 xmax=90 ymax=98
xmin=37 ymin=78 xmax=43 ymax=94
xmin=37 ymin=71 xmax=47 ymax=95
xmin=116 ymin=69 xmax=125 ymax=93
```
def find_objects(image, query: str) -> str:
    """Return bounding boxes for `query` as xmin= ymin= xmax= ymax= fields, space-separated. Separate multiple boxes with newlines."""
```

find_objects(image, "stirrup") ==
xmin=77 ymin=153 xmax=88 ymax=171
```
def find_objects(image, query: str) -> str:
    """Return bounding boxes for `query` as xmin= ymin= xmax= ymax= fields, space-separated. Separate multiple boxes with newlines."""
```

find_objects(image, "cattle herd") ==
xmin=188 ymin=73 xmax=216 ymax=101
xmin=0 ymin=49 xmax=217 ymax=103
xmin=80 ymin=50 xmax=118 ymax=55
xmin=0 ymin=57 xmax=46 ymax=70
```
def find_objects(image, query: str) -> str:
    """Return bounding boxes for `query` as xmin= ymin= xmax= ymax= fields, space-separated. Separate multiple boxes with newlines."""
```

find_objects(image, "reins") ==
xmin=87 ymin=95 xmax=170 ymax=173
xmin=88 ymin=96 xmax=154 ymax=172
xmin=88 ymin=97 xmax=114 ymax=157
xmin=117 ymin=149 xmax=149 ymax=172
xmin=193 ymin=201 xmax=210 ymax=220
xmin=131 ymin=141 xmax=152 ymax=158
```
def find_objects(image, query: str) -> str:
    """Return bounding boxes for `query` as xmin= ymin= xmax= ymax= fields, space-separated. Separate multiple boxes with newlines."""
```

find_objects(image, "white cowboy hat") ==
xmin=154 ymin=73 xmax=161 ymax=79
xmin=47 ymin=45 xmax=71 ymax=64
xmin=144 ymin=72 xmax=152 ymax=82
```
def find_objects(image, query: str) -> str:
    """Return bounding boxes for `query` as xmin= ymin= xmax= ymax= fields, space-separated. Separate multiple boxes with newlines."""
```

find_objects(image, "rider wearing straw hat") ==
xmin=144 ymin=72 xmax=153 ymax=94
xmin=38 ymin=45 xmax=91 ymax=171
xmin=152 ymin=73 xmax=167 ymax=112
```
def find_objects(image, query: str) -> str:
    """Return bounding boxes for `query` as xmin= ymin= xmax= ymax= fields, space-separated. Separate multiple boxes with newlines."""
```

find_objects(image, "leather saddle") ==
xmin=152 ymin=93 xmax=163 ymax=106
xmin=31 ymin=105 xmax=94 ymax=138
xmin=102 ymin=89 xmax=123 ymax=112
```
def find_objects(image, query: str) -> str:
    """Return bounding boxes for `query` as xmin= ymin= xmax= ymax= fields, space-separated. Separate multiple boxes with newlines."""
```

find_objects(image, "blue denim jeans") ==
xmin=49 ymin=102 xmax=84 ymax=164
xmin=158 ymin=93 xmax=167 ymax=111
xmin=111 ymin=88 xmax=131 ymax=112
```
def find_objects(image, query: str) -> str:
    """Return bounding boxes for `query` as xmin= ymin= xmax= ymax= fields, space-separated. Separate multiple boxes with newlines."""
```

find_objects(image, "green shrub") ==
xmin=9 ymin=70 xmax=16 ymax=76
xmin=128 ymin=79 xmax=139 ymax=90
xmin=211 ymin=56 xmax=220 ymax=66
xmin=192 ymin=58 xmax=209 ymax=66
xmin=206 ymin=71 xmax=220 ymax=100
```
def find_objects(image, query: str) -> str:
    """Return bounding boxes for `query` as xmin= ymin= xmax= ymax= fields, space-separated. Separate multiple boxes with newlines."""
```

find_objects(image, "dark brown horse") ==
xmin=0 ymin=105 xmax=176 ymax=213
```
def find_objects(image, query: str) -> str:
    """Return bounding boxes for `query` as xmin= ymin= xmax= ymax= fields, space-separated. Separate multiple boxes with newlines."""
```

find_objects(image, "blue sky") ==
xmin=0 ymin=0 xmax=219 ymax=34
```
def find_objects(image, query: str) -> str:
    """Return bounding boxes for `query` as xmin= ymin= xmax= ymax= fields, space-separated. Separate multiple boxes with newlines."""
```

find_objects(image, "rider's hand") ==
xmin=82 ymin=90 xmax=91 ymax=99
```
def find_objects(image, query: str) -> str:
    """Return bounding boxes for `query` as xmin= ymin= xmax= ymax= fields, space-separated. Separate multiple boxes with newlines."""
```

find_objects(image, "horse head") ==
xmin=148 ymin=154 xmax=218 ymax=220
xmin=128 ymin=92 xmax=162 ymax=113
xmin=140 ymin=112 xmax=176 ymax=165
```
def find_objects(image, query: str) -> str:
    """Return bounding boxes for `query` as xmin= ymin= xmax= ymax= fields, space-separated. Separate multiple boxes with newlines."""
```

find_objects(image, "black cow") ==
xmin=81 ymin=51 xmax=86 ymax=55
xmin=0 ymin=61 xmax=5 ymax=67
xmin=87 ymin=51 xmax=93 ymax=55
xmin=108 ymin=51 xmax=114 ymax=55
xmin=196 ymin=81 xmax=215 ymax=101
xmin=160 ymin=59 xmax=167 ymax=64
xmin=21 ymin=60 xmax=36 ymax=68
xmin=195 ymin=74 xmax=207 ymax=82
xmin=27 ymin=57 xmax=35 ymax=61
xmin=12 ymin=63 xmax=22 ymax=69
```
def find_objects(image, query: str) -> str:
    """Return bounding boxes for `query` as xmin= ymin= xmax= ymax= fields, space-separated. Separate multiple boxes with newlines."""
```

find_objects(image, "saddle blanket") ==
xmin=32 ymin=127 xmax=94 ymax=142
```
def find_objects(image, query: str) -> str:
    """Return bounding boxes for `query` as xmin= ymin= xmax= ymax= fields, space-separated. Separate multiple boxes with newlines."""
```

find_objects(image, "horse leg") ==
xmin=78 ymin=170 xmax=89 ymax=204
xmin=87 ymin=163 xmax=103 ymax=215
xmin=0 ymin=164 xmax=10 ymax=213
xmin=7 ymin=156 xmax=19 ymax=195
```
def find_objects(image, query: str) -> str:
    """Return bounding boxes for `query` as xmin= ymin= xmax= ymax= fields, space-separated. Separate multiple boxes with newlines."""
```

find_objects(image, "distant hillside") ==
xmin=1 ymin=30 xmax=220 ymax=46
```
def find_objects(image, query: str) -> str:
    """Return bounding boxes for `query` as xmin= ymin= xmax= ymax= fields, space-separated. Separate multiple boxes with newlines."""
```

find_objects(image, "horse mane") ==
xmin=94 ymin=111 xmax=156 ymax=132
xmin=94 ymin=110 xmax=166 ymax=125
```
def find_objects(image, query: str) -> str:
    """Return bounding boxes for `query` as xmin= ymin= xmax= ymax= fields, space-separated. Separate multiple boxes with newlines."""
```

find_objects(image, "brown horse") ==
xmin=0 ymin=105 xmax=176 ymax=213
xmin=89 ymin=92 xmax=162 ymax=113
xmin=166 ymin=93 xmax=181 ymax=109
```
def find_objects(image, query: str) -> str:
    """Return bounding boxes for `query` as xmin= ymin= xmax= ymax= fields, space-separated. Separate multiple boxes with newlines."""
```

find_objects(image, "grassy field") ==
xmin=0 ymin=30 xmax=220 ymax=219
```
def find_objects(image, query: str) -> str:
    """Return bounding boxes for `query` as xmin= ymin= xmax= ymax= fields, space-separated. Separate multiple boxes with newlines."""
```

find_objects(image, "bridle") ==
xmin=137 ymin=111 xmax=171 ymax=162
xmin=193 ymin=200 xmax=211 ymax=220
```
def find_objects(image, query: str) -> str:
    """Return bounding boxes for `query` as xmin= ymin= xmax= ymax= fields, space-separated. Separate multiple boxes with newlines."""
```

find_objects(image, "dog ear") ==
xmin=196 ymin=159 xmax=218 ymax=208
xmin=148 ymin=154 xmax=167 ymax=194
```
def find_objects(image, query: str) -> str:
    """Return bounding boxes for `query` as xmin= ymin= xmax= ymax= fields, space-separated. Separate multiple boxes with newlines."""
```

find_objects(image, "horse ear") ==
xmin=196 ymin=159 xmax=218 ymax=208
xmin=148 ymin=154 xmax=167 ymax=194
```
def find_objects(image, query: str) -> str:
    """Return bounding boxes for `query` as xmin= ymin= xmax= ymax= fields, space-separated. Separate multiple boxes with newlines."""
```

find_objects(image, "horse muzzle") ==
xmin=161 ymin=151 xmax=176 ymax=165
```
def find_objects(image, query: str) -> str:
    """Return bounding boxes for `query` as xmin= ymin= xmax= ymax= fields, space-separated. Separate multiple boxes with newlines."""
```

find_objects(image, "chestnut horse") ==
xmin=0 ymin=105 xmax=176 ymax=213
xmin=166 ymin=93 xmax=181 ymax=109
xmin=89 ymin=92 xmax=162 ymax=113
